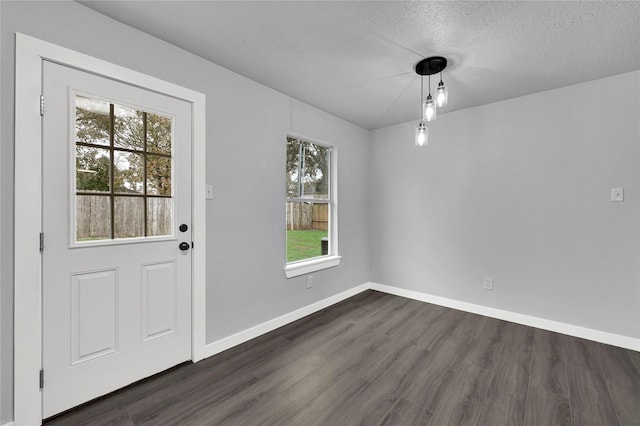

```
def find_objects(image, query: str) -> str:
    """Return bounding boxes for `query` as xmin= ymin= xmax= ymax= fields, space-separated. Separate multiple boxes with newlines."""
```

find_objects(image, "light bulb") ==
xmin=424 ymin=95 xmax=437 ymax=122
xmin=436 ymin=80 xmax=448 ymax=107
xmin=415 ymin=121 xmax=428 ymax=147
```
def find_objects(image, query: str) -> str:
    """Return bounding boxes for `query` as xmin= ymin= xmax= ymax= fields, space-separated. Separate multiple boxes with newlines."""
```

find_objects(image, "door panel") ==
xmin=141 ymin=261 xmax=177 ymax=341
xmin=42 ymin=61 xmax=193 ymax=417
xmin=70 ymin=269 xmax=118 ymax=364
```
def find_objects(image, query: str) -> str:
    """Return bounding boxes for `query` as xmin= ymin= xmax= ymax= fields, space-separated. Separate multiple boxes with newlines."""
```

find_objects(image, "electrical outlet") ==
xmin=483 ymin=277 xmax=494 ymax=291
xmin=611 ymin=187 xmax=624 ymax=202
xmin=306 ymin=275 xmax=313 ymax=289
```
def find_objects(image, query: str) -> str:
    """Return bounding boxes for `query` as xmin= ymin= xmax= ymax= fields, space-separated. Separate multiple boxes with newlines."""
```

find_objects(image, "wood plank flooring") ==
xmin=46 ymin=290 xmax=640 ymax=425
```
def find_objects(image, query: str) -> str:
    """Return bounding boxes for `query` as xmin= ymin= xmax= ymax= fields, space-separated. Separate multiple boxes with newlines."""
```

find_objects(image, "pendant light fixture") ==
xmin=436 ymin=71 xmax=448 ymax=107
xmin=424 ymin=72 xmax=436 ymax=122
xmin=414 ymin=56 xmax=448 ymax=146
xmin=415 ymin=73 xmax=428 ymax=146
xmin=415 ymin=120 xmax=428 ymax=147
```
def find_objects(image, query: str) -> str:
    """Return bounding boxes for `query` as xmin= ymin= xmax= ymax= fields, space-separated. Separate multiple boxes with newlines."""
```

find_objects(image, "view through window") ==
xmin=75 ymin=96 xmax=173 ymax=242
xmin=286 ymin=136 xmax=332 ymax=263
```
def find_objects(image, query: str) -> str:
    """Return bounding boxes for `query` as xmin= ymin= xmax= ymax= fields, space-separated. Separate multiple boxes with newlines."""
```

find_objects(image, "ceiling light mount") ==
xmin=415 ymin=56 xmax=447 ymax=76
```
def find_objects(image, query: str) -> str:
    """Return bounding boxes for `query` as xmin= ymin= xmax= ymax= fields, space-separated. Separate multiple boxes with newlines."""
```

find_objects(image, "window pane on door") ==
xmin=76 ymin=195 xmax=111 ymax=241
xmin=75 ymin=97 xmax=110 ymax=146
xmin=114 ymin=105 xmax=144 ymax=150
xmin=74 ymin=96 xmax=174 ymax=242
xmin=76 ymin=146 xmax=110 ymax=192
xmin=113 ymin=151 xmax=144 ymax=194
xmin=147 ymin=113 xmax=172 ymax=155
xmin=114 ymin=197 xmax=144 ymax=238
xmin=147 ymin=155 xmax=172 ymax=196
xmin=147 ymin=198 xmax=172 ymax=236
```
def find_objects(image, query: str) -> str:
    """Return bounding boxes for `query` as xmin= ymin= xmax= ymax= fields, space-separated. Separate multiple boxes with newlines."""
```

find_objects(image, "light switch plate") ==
xmin=611 ymin=187 xmax=624 ymax=202
xmin=206 ymin=185 xmax=213 ymax=200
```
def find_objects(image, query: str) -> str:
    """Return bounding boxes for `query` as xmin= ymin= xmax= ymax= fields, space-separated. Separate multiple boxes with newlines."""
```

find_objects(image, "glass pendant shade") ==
xmin=436 ymin=81 xmax=448 ymax=107
xmin=424 ymin=96 xmax=437 ymax=122
xmin=415 ymin=121 xmax=428 ymax=147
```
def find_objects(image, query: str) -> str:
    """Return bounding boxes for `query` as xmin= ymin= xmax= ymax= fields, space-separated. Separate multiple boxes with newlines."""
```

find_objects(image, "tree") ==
xmin=76 ymin=146 xmax=110 ymax=192
xmin=75 ymin=103 xmax=172 ymax=195
xmin=286 ymin=137 xmax=329 ymax=199
xmin=76 ymin=102 xmax=110 ymax=192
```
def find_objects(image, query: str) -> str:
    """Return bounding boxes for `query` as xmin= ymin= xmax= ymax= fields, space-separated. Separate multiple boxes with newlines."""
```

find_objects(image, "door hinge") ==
xmin=40 ymin=95 xmax=45 ymax=116
xmin=39 ymin=369 xmax=44 ymax=389
xmin=39 ymin=232 xmax=44 ymax=252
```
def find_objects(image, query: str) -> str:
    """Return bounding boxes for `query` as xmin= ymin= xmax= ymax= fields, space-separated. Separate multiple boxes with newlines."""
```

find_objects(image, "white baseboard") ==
xmin=1 ymin=422 xmax=15 ymax=426
xmin=199 ymin=280 xmax=638 ymax=364
xmin=369 ymin=282 xmax=640 ymax=352
xmin=203 ymin=283 xmax=370 ymax=358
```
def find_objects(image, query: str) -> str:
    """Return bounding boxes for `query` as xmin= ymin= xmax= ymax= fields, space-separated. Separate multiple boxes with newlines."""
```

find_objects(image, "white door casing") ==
xmin=41 ymin=61 xmax=192 ymax=417
xmin=14 ymin=34 xmax=206 ymax=425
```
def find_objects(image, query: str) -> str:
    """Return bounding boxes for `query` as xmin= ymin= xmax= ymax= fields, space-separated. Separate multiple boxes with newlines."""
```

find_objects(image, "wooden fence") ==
xmin=77 ymin=195 xmax=171 ymax=239
xmin=78 ymin=197 xmax=326 ymax=238
xmin=311 ymin=203 xmax=328 ymax=230
xmin=286 ymin=202 xmax=328 ymax=230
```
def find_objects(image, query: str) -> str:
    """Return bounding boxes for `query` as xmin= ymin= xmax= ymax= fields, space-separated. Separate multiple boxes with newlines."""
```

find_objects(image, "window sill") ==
xmin=284 ymin=255 xmax=342 ymax=278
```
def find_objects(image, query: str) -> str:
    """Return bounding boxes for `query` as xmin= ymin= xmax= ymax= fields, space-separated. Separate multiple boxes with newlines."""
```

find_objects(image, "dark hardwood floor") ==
xmin=46 ymin=290 xmax=640 ymax=425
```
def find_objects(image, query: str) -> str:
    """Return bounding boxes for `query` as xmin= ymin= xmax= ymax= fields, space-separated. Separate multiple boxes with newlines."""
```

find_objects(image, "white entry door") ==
xmin=41 ymin=61 xmax=193 ymax=418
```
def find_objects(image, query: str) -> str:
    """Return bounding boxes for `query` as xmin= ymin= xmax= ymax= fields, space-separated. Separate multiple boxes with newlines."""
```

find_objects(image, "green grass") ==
xmin=287 ymin=229 xmax=328 ymax=263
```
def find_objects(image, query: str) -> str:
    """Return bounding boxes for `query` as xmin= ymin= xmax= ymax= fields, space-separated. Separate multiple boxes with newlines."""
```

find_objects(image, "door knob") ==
xmin=179 ymin=242 xmax=190 ymax=251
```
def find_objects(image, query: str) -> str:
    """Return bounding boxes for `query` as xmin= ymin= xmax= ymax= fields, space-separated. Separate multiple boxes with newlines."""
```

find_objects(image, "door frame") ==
xmin=14 ymin=33 xmax=207 ymax=425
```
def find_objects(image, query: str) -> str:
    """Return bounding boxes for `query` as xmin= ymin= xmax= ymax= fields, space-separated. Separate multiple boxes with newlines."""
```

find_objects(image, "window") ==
xmin=285 ymin=135 xmax=340 ymax=277
xmin=74 ymin=95 xmax=173 ymax=243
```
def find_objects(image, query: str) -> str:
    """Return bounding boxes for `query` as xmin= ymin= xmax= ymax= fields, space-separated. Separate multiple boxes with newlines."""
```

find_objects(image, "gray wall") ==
xmin=370 ymin=71 xmax=640 ymax=340
xmin=0 ymin=1 xmax=371 ymax=422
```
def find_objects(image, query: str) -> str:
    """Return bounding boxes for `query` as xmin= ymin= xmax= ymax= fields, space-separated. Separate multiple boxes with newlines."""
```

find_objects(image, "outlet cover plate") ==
xmin=483 ymin=277 xmax=494 ymax=291
xmin=611 ymin=187 xmax=624 ymax=202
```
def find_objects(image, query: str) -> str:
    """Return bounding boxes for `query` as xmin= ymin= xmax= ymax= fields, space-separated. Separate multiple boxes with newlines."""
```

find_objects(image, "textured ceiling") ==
xmin=79 ymin=1 xmax=640 ymax=130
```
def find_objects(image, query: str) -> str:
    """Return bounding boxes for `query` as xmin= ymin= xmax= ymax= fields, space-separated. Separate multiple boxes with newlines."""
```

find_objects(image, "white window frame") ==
xmin=284 ymin=133 xmax=340 ymax=278
xmin=13 ymin=33 xmax=207 ymax=425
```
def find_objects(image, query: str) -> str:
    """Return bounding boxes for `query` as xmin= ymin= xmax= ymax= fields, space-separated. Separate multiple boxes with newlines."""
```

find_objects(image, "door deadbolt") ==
xmin=179 ymin=224 xmax=188 ymax=232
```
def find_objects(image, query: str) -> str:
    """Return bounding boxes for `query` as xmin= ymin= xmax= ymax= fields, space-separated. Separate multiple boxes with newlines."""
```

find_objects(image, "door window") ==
xmin=74 ymin=96 xmax=174 ymax=242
